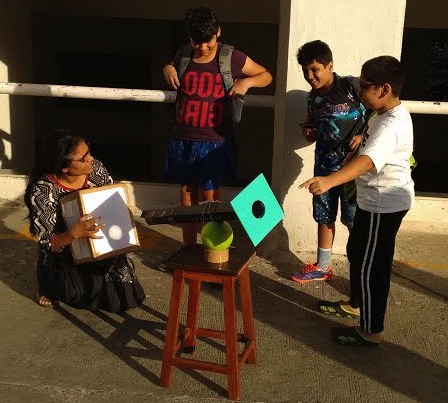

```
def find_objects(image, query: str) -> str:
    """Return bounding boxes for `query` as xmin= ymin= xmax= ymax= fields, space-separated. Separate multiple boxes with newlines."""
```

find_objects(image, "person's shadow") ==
xmin=0 ymin=129 xmax=12 ymax=169
xmin=0 ymin=208 xmax=37 ymax=302
xmin=0 ymin=213 xmax=178 ymax=387
xmin=1 ymin=215 xmax=447 ymax=401
xmin=255 ymin=89 xmax=311 ymax=271
xmin=54 ymin=304 xmax=166 ymax=385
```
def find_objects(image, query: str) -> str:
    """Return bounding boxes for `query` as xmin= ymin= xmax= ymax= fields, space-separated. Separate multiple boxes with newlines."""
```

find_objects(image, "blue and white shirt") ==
xmin=308 ymin=74 xmax=367 ymax=174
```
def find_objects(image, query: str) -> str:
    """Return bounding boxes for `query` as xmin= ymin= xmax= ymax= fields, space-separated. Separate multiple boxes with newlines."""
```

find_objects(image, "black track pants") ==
xmin=347 ymin=207 xmax=408 ymax=334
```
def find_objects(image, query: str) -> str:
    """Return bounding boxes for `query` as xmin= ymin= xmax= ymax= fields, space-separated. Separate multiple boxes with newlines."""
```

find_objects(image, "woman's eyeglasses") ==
xmin=71 ymin=143 xmax=91 ymax=163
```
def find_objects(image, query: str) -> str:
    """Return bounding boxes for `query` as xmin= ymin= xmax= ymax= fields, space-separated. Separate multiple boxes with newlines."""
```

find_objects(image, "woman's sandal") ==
xmin=37 ymin=294 xmax=58 ymax=308
xmin=332 ymin=326 xmax=381 ymax=347
xmin=317 ymin=300 xmax=360 ymax=319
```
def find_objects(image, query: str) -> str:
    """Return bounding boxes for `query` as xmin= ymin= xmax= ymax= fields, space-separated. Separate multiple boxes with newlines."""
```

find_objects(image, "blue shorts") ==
xmin=165 ymin=139 xmax=236 ymax=190
xmin=312 ymin=169 xmax=356 ymax=227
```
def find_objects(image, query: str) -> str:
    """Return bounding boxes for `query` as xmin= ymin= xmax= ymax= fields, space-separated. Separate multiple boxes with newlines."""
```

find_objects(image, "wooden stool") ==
xmin=160 ymin=244 xmax=257 ymax=401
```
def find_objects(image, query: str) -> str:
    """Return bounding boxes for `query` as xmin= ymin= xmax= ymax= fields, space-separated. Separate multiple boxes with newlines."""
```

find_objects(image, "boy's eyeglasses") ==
xmin=71 ymin=143 xmax=91 ymax=163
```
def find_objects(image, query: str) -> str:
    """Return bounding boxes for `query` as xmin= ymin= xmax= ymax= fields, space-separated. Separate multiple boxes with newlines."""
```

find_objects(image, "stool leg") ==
xmin=160 ymin=270 xmax=184 ymax=387
xmin=183 ymin=279 xmax=201 ymax=353
xmin=223 ymin=276 xmax=240 ymax=401
xmin=239 ymin=265 xmax=257 ymax=364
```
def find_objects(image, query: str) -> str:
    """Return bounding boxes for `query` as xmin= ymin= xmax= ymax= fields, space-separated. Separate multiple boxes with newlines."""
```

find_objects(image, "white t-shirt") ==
xmin=356 ymin=103 xmax=414 ymax=213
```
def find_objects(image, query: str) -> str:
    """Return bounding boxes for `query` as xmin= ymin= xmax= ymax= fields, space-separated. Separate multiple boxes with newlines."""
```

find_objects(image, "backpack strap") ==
xmin=175 ymin=43 xmax=241 ymax=123
xmin=308 ymin=90 xmax=317 ymax=118
xmin=308 ymin=76 xmax=358 ymax=122
xmin=177 ymin=43 xmax=235 ymax=92
xmin=177 ymin=44 xmax=193 ymax=80
xmin=339 ymin=76 xmax=369 ymax=137
xmin=218 ymin=44 xmax=235 ymax=93
xmin=339 ymin=76 xmax=361 ymax=111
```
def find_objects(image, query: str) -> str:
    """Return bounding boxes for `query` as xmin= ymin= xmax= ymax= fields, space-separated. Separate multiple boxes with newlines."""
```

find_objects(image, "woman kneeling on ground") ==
xmin=24 ymin=130 xmax=146 ymax=312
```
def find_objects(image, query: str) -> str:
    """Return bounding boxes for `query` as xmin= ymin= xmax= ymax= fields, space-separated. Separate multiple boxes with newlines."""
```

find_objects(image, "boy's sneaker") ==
xmin=290 ymin=263 xmax=333 ymax=283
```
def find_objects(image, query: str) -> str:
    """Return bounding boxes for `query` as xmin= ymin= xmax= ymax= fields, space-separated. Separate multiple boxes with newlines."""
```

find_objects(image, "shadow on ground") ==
xmin=393 ymin=261 xmax=448 ymax=302
xmin=0 ymin=223 xmax=447 ymax=401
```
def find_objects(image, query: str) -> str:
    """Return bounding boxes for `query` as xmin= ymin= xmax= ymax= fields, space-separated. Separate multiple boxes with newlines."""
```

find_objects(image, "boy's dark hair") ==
xmin=185 ymin=6 xmax=220 ymax=43
xmin=361 ymin=56 xmax=405 ymax=96
xmin=297 ymin=40 xmax=333 ymax=66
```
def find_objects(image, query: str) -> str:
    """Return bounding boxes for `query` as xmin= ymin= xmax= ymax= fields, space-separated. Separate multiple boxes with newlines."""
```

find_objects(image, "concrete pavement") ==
xmin=0 ymin=199 xmax=447 ymax=403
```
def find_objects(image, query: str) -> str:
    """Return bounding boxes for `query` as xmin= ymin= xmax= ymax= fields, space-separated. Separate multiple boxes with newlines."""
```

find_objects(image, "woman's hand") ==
xmin=69 ymin=214 xmax=105 ymax=240
xmin=49 ymin=214 xmax=104 ymax=251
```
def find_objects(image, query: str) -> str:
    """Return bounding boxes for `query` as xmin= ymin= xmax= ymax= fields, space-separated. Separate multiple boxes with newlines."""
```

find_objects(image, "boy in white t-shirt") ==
xmin=300 ymin=56 xmax=414 ymax=346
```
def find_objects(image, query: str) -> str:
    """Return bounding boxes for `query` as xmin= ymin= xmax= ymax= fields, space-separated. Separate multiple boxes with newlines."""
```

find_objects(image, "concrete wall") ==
xmin=0 ymin=0 xmax=35 ymax=172
xmin=3 ymin=173 xmax=446 ymax=227
xmin=273 ymin=0 xmax=407 ymax=255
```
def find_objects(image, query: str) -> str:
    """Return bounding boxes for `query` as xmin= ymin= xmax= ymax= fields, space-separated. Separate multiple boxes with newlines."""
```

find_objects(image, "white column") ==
xmin=272 ymin=0 xmax=407 ymax=255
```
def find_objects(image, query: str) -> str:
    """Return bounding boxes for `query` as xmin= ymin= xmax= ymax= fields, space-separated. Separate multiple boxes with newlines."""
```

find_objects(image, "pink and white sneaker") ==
xmin=290 ymin=263 xmax=333 ymax=284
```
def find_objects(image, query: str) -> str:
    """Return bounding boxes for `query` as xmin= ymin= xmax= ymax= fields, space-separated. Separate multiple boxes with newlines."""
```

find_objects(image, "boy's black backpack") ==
xmin=309 ymin=76 xmax=367 ymax=155
xmin=176 ymin=43 xmax=244 ymax=123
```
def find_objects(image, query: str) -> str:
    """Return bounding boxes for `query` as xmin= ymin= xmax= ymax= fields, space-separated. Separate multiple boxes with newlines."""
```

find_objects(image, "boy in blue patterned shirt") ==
xmin=291 ymin=40 xmax=366 ymax=283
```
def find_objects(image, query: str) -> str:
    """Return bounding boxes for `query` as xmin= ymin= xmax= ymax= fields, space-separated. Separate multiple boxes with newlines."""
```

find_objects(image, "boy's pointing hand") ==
xmin=299 ymin=176 xmax=331 ymax=195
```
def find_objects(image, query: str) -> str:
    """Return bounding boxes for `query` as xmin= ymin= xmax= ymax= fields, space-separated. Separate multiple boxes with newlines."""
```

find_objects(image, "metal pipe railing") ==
xmin=0 ymin=82 xmax=274 ymax=108
xmin=1 ymin=82 xmax=448 ymax=114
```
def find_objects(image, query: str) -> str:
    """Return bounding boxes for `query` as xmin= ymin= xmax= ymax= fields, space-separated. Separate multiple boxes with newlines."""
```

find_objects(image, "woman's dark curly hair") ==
xmin=24 ymin=130 xmax=85 ymax=235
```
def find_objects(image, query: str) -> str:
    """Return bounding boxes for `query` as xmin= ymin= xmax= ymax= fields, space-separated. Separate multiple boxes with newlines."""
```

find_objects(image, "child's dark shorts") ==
xmin=312 ymin=168 xmax=356 ymax=228
xmin=165 ymin=138 xmax=236 ymax=191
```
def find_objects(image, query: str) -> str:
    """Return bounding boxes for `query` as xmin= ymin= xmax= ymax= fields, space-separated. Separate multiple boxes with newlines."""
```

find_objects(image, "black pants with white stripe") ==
xmin=347 ymin=207 xmax=408 ymax=334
